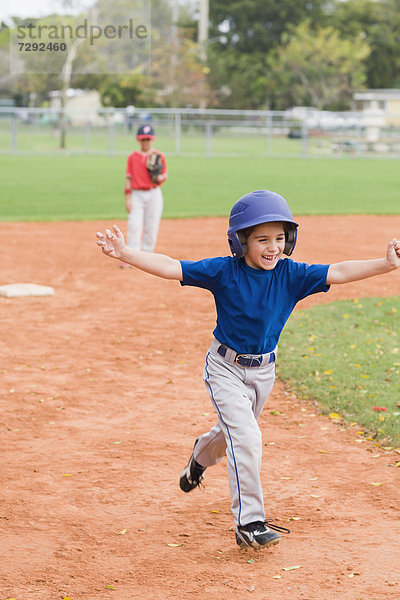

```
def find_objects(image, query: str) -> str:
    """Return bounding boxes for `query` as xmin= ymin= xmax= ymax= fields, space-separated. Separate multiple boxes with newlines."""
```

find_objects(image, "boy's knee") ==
xmin=231 ymin=424 xmax=262 ymax=455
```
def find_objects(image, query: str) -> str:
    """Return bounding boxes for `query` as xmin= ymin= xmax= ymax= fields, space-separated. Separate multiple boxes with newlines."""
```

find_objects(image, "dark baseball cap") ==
xmin=136 ymin=124 xmax=155 ymax=140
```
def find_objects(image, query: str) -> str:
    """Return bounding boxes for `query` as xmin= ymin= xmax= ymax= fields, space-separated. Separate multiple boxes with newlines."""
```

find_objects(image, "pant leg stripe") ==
xmin=204 ymin=351 xmax=243 ymax=526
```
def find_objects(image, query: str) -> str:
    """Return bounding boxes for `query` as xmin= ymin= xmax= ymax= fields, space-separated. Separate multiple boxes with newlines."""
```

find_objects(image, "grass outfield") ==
xmin=278 ymin=296 xmax=400 ymax=446
xmin=1 ymin=154 xmax=400 ymax=221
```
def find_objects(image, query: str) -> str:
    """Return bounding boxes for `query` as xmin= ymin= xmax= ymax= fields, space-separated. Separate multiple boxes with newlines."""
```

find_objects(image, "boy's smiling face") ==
xmin=244 ymin=222 xmax=286 ymax=270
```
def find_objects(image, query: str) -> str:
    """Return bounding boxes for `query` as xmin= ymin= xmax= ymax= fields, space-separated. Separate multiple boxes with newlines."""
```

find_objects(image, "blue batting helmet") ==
xmin=227 ymin=190 xmax=298 ymax=258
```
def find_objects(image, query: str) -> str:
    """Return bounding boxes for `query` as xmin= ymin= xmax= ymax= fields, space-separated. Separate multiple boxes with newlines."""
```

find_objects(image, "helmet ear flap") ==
xmin=237 ymin=230 xmax=248 ymax=256
xmin=228 ymin=232 xmax=246 ymax=258
xmin=284 ymin=224 xmax=297 ymax=256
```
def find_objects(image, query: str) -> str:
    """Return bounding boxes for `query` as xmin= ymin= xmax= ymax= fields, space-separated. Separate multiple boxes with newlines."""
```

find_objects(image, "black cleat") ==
xmin=179 ymin=439 xmax=206 ymax=492
xmin=236 ymin=520 xmax=289 ymax=549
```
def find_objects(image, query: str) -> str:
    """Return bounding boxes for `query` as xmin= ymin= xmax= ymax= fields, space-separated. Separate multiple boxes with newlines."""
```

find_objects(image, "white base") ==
xmin=0 ymin=283 xmax=55 ymax=298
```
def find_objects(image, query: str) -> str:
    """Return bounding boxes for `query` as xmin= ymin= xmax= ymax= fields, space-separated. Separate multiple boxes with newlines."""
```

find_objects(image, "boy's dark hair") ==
xmin=240 ymin=226 xmax=255 ymax=241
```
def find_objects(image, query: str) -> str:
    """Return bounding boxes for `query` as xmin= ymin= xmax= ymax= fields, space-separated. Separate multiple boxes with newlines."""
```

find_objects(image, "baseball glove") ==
xmin=146 ymin=150 xmax=163 ymax=183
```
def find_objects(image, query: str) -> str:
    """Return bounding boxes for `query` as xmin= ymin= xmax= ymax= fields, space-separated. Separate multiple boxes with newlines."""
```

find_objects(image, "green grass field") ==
xmin=1 ymin=154 xmax=399 ymax=221
xmin=278 ymin=296 xmax=400 ymax=446
xmin=1 ymin=153 xmax=399 ymax=446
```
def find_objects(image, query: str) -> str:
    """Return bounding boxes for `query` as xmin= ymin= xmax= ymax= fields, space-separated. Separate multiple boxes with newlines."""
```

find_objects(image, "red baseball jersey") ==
xmin=126 ymin=150 xmax=167 ymax=190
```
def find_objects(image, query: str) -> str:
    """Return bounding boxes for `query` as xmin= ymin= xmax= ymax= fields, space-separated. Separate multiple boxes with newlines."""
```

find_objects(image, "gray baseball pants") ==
xmin=127 ymin=188 xmax=163 ymax=252
xmin=193 ymin=338 xmax=276 ymax=527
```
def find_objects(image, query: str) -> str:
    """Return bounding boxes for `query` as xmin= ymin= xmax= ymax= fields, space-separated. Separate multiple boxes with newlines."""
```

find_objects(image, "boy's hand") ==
xmin=386 ymin=238 xmax=400 ymax=268
xmin=125 ymin=196 xmax=132 ymax=213
xmin=96 ymin=225 xmax=125 ymax=259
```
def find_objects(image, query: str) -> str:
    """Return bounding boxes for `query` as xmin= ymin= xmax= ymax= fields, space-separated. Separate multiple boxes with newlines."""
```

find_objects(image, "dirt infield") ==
xmin=1 ymin=216 xmax=400 ymax=600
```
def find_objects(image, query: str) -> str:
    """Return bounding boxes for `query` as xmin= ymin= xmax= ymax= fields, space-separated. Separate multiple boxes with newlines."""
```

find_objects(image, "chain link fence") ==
xmin=1 ymin=106 xmax=400 ymax=159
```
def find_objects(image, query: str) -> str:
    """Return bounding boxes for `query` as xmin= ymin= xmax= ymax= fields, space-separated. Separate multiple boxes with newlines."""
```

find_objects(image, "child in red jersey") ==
xmin=123 ymin=124 xmax=167 ymax=266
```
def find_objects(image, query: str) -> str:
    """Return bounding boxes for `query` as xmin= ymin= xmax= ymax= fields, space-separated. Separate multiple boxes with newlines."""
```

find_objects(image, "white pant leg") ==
xmin=142 ymin=187 xmax=163 ymax=252
xmin=198 ymin=347 xmax=276 ymax=527
xmin=127 ymin=190 xmax=145 ymax=250
xmin=193 ymin=423 xmax=226 ymax=467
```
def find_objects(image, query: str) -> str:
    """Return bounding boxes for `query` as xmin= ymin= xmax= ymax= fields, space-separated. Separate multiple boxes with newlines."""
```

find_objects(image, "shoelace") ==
xmin=189 ymin=473 xmax=204 ymax=487
xmin=265 ymin=519 xmax=291 ymax=535
xmin=191 ymin=460 xmax=205 ymax=481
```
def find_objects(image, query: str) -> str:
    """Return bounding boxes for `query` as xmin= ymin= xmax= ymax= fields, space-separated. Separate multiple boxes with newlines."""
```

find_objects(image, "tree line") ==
xmin=0 ymin=0 xmax=399 ymax=111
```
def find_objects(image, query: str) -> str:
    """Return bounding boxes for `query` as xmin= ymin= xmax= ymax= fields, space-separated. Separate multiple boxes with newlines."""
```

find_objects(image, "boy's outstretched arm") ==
xmin=96 ymin=225 xmax=183 ymax=280
xmin=327 ymin=239 xmax=400 ymax=285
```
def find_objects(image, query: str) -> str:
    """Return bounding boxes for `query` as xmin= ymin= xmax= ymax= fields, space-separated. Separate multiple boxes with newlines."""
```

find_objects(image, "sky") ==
xmin=0 ymin=0 xmax=94 ymax=24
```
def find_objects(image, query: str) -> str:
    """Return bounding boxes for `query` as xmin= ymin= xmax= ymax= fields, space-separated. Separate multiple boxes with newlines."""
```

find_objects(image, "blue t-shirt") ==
xmin=180 ymin=256 xmax=330 ymax=354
